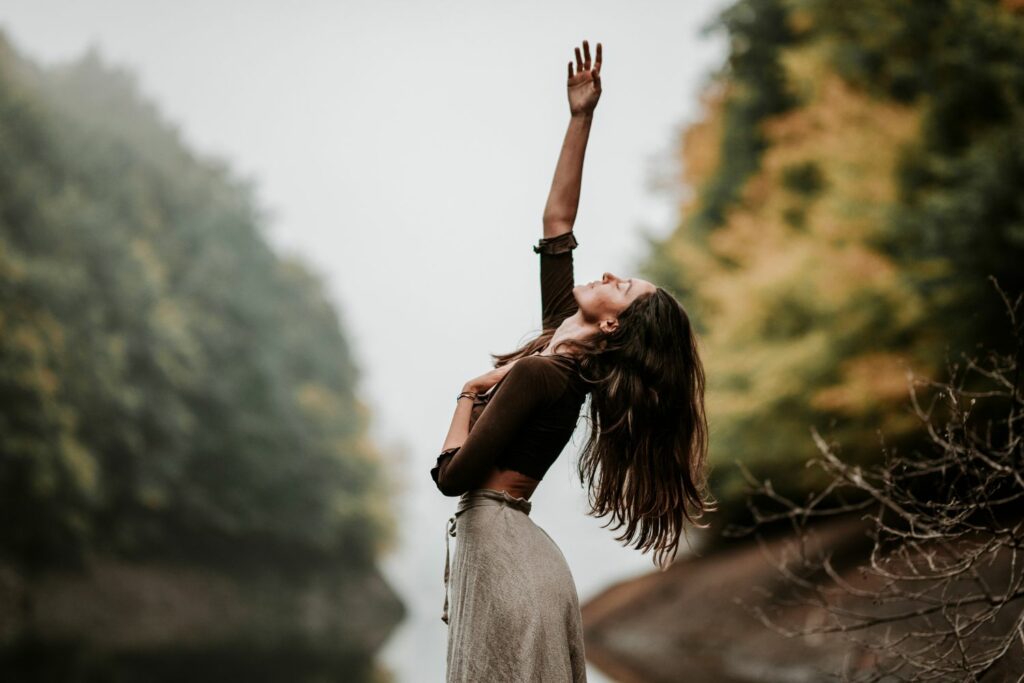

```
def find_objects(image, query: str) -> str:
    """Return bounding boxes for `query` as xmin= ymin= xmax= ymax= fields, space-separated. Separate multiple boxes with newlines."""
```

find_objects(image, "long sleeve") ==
xmin=431 ymin=356 xmax=555 ymax=496
xmin=535 ymin=230 xmax=579 ymax=330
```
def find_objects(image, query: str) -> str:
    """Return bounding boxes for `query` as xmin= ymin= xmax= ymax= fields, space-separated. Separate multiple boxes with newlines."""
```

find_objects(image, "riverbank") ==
xmin=0 ymin=554 xmax=404 ymax=654
xmin=580 ymin=516 xmax=873 ymax=683
xmin=581 ymin=512 xmax=1024 ymax=682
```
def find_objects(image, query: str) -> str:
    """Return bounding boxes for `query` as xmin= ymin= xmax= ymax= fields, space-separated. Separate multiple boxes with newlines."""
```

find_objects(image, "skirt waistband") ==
xmin=456 ymin=487 xmax=532 ymax=516
xmin=442 ymin=488 xmax=533 ymax=625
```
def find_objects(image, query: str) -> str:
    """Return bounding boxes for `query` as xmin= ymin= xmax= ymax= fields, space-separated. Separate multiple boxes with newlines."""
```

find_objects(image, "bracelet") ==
xmin=457 ymin=390 xmax=479 ymax=402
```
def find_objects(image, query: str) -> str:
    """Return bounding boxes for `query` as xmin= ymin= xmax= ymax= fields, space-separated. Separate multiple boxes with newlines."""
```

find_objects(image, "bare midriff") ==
xmin=480 ymin=466 xmax=541 ymax=500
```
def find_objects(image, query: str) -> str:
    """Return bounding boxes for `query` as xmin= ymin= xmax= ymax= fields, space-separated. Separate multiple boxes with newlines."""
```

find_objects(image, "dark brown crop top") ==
xmin=430 ymin=230 xmax=588 ymax=496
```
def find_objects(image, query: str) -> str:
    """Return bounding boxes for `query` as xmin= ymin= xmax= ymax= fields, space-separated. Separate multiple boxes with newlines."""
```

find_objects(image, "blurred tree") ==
xmin=733 ymin=283 xmax=1024 ymax=680
xmin=0 ymin=33 xmax=393 ymax=571
xmin=692 ymin=0 xmax=798 ymax=232
xmin=640 ymin=0 xmax=1024 ymax=535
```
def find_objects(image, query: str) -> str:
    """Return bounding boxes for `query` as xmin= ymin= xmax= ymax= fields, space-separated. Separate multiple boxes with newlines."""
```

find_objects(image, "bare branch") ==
xmin=734 ymin=281 xmax=1024 ymax=680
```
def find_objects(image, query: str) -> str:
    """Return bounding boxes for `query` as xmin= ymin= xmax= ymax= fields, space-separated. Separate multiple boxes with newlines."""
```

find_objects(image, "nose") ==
xmin=602 ymin=272 xmax=619 ymax=283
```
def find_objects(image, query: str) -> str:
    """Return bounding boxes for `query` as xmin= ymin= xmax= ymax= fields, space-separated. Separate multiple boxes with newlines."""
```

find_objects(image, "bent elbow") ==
xmin=431 ymin=450 xmax=465 ymax=497
xmin=435 ymin=477 xmax=466 ymax=497
xmin=431 ymin=464 xmax=465 ymax=497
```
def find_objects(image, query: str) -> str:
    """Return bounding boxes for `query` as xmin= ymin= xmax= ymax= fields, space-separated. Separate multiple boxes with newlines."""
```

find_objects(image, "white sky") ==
xmin=0 ymin=1 xmax=730 ymax=680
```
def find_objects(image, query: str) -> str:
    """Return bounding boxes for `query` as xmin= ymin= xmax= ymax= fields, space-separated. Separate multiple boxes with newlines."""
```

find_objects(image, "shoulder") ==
xmin=505 ymin=354 xmax=576 ymax=396
xmin=512 ymin=353 xmax=573 ymax=372
xmin=505 ymin=354 xmax=553 ymax=378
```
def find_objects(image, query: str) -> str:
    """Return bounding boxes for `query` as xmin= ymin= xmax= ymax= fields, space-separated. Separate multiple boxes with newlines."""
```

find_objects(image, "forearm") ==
xmin=441 ymin=390 xmax=476 ymax=451
xmin=542 ymin=112 xmax=593 ymax=237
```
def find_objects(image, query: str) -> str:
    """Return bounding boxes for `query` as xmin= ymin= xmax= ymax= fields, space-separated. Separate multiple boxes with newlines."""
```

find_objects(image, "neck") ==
xmin=544 ymin=311 xmax=598 ymax=356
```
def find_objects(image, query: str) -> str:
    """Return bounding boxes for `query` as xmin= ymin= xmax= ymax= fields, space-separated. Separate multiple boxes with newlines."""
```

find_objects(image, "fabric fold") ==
xmin=533 ymin=230 xmax=579 ymax=255
xmin=442 ymin=487 xmax=587 ymax=682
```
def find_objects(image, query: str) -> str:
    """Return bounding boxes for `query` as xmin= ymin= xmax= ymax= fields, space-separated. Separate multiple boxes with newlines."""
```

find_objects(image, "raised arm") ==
xmin=542 ymin=40 xmax=602 ymax=239
xmin=536 ymin=41 xmax=602 ymax=329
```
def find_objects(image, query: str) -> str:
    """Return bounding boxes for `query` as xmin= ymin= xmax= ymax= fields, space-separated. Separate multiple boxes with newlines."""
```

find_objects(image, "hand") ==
xmin=567 ymin=40 xmax=602 ymax=117
xmin=464 ymin=358 xmax=521 ymax=395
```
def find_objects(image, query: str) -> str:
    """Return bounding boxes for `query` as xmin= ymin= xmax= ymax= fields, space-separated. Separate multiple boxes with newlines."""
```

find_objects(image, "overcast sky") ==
xmin=0 ymin=1 xmax=731 ymax=680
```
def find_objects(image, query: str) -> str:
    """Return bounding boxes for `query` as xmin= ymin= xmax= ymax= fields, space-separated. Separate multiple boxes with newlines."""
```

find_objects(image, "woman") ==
xmin=431 ymin=40 xmax=714 ymax=682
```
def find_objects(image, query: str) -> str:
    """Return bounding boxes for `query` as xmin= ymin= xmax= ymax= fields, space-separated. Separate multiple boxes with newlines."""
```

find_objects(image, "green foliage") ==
xmin=694 ymin=0 xmax=799 ymax=230
xmin=803 ymin=0 xmax=946 ymax=103
xmin=812 ymin=0 xmax=1024 ymax=356
xmin=781 ymin=160 xmax=825 ymax=196
xmin=0 ymin=34 xmax=392 ymax=571
xmin=889 ymin=125 xmax=1024 ymax=356
xmin=642 ymin=0 xmax=1024 ymax=536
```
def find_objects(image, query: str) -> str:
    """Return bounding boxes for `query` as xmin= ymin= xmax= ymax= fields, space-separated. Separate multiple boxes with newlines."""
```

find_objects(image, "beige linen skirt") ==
xmin=441 ymin=488 xmax=587 ymax=682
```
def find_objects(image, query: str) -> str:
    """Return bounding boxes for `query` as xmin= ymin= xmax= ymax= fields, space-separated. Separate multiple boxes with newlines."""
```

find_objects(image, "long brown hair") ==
xmin=491 ymin=288 xmax=715 ymax=569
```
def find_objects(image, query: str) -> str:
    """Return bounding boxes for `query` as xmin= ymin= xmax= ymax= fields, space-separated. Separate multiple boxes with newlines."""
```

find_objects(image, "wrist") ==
xmin=461 ymin=382 xmax=480 ymax=395
xmin=570 ymin=110 xmax=594 ymax=121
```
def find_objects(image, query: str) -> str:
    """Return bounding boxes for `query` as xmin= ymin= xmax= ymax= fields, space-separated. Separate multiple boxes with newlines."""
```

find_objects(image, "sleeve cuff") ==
xmin=533 ymin=231 xmax=578 ymax=255
xmin=430 ymin=447 xmax=461 ymax=484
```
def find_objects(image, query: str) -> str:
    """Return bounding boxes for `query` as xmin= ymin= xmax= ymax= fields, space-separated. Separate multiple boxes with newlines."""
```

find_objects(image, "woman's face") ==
xmin=573 ymin=272 xmax=657 ymax=331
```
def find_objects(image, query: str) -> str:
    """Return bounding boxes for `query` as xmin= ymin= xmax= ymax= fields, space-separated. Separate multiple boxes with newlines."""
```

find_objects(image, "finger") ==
xmin=595 ymin=42 xmax=603 ymax=73
xmin=567 ymin=61 xmax=573 ymax=79
xmin=574 ymin=46 xmax=583 ymax=72
xmin=583 ymin=40 xmax=591 ymax=70
xmin=593 ymin=68 xmax=601 ymax=90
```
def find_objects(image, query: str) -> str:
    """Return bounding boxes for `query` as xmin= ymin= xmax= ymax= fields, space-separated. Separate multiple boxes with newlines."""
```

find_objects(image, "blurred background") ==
xmin=1 ymin=1 xmax=1022 ymax=681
